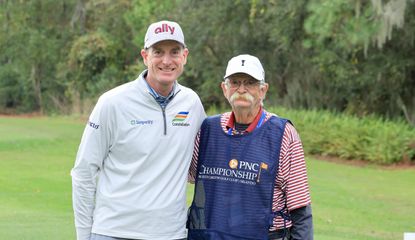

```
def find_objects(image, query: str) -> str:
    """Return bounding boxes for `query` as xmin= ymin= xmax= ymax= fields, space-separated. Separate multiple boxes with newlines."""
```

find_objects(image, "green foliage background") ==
xmin=270 ymin=106 xmax=415 ymax=164
xmin=1 ymin=2 xmax=414 ymax=238
xmin=1 ymin=0 xmax=414 ymax=123
xmin=1 ymin=0 xmax=414 ymax=164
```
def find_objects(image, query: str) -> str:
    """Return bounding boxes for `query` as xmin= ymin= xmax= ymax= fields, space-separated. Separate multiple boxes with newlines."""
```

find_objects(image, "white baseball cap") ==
xmin=224 ymin=54 xmax=265 ymax=82
xmin=144 ymin=20 xmax=186 ymax=49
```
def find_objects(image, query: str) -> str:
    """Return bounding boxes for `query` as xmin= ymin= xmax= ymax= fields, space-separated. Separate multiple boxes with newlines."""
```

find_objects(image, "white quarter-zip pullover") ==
xmin=71 ymin=70 xmax=206 ymax=240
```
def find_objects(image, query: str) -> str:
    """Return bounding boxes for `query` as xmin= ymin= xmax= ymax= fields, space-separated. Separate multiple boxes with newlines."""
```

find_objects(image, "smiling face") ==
xmin=141 ymin=40 xmax=188 ymax=95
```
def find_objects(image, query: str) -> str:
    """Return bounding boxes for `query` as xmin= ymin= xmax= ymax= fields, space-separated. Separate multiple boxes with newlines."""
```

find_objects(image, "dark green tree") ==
xmin=0 ymin=0 xmax=75 ymax=113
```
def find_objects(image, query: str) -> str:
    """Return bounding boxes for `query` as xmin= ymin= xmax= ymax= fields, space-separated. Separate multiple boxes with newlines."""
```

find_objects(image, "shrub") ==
xmin=268 ymin=107 xmax=415 ymax=164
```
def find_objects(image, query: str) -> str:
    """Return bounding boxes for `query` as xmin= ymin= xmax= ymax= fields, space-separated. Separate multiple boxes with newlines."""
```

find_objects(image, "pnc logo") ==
xmin=228 ymin=159 xmax=269 ymax=172
xmin=154 ymin=23 xmax=175 ymax=35
xmin=229 ymin=159 xmax=238 ymax=169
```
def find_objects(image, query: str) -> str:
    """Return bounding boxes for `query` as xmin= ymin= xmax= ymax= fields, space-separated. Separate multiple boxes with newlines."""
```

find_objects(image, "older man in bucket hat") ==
xmin=187 ymin=54 xmax=313 ymax=240
xmin=71 ymin=20 xmax=206 ymax=240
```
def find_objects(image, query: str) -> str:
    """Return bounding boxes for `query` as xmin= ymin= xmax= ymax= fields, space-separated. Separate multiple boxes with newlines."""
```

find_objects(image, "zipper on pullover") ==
xmin=149 ymin=89 xmax=181 ymax=136
xmin=161 ymin=105 xmax=167 ymax=135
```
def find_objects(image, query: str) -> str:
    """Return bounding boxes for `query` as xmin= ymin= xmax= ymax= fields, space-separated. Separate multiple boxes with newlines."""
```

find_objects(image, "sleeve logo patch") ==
xmin=88 ymin=121 xmax=99 ymax=129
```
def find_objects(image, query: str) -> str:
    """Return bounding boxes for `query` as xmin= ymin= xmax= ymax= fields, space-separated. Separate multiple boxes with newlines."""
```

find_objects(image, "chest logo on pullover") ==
xmin=130 ymin=119 xmax=154 ymax=126
xmin=172 ymin=111 xmax=190 ymax=126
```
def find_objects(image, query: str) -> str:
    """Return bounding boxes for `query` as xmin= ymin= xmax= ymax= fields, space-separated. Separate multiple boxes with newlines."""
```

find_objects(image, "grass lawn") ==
xmin=1 ymin=116 xmax=414 ymax=240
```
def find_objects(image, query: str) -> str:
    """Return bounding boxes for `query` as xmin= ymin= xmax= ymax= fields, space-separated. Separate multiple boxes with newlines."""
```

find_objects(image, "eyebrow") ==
xmin=151 ymin=47 xmax=162 ymax=51
xmin=151 ymin=46 xmax=182 ymax=52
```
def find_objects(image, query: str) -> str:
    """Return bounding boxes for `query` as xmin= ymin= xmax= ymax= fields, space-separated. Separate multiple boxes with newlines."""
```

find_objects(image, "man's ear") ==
xmin=140 ymin=49 xmax=149 ymax=66
xmin=260 ymin=83 xmax=269 ymax=99
xmin=221 ymin=82 xmax=229 ymax=98
xmin=182 ymin=48 xmax=189 ymax=65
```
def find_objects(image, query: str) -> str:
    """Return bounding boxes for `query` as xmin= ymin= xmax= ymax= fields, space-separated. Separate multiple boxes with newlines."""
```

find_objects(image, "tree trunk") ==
xmin=398 ymin=95 xmax=415 ymax=127
xmin=30 ymin=64 xmax=43 ymax=114
xmin=71 ymin=0 xmax=87 ymax=34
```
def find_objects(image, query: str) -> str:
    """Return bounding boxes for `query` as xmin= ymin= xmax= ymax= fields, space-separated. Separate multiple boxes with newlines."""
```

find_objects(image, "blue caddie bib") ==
xmin=187 ymin=114 xmax=288 ymax=240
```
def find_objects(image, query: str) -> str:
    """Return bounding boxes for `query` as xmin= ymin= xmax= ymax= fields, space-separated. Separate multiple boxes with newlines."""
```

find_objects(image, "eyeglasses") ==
xmin=226 ymin=78 xmax=261 ymax=89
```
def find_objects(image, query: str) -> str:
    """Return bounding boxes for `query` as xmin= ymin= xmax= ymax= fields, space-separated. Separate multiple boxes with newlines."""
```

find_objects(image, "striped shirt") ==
xmin=188 ymin=110 xmax=311 ymax=230
xmin=143 ymin=71 xmax=177 ymax=109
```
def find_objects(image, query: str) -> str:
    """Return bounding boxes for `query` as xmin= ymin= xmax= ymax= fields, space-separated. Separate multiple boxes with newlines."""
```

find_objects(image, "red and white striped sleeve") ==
xmin=271 ymin=122 xmax=311 ymax=230
xmin=188 ymin=130 xmax=200 ymax=184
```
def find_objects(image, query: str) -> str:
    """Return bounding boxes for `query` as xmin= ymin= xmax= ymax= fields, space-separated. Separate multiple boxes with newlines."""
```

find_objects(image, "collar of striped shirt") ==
xmin=142 ymin=71 xmax=177 ymax=108
xmin=225 ymin=107 xmax=263 ymax=134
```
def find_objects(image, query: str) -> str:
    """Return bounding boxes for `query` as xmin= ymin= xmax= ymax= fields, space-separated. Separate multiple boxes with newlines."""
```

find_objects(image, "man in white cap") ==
xmin=187 ymin=54 xmax=313 ymax=239
xmin=71 ymin=20 xmax=206 ymax=240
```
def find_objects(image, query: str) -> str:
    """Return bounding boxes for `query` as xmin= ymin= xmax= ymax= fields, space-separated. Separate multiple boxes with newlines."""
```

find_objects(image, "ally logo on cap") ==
xmin=154 ymin=23 xmax=175 ymax=35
